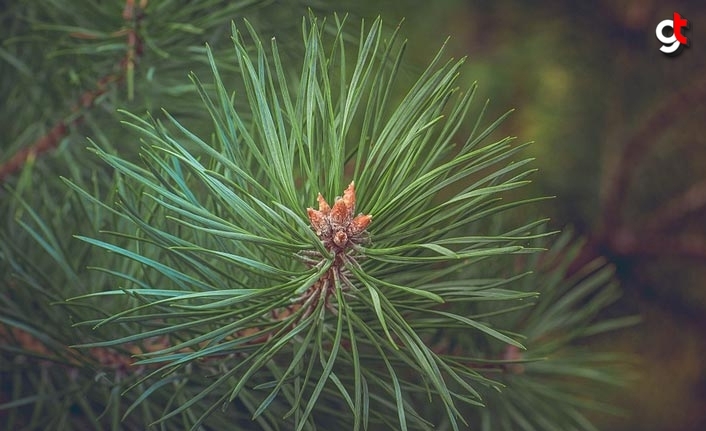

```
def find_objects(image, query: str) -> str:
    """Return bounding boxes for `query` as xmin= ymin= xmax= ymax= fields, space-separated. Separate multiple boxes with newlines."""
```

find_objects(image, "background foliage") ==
xmin=363 ymin=2 xmax=706 ymax=430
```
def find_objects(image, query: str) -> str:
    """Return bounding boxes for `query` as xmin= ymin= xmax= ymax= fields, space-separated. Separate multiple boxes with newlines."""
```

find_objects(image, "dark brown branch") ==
xmin=643 ymin=178 xmax=706 ymax=232
xmin=600 ymin=78 xmax=706 ymax=233
xmin=611 ymin=230 xmax=706 ymax=262
xmin=0 ymin=122 xmax=68 ymax=182
xmin=569 ymin=76 xmax=706 ymax=276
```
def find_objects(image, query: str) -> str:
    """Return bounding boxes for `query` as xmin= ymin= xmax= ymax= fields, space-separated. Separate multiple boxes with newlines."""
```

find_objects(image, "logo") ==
xmin=656 ymin=12 xmax=690 ymax=55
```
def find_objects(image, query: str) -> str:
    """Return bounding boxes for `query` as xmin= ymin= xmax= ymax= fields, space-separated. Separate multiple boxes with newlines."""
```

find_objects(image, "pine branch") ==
xmin=0 ymin=0 xmax=145 ymax=183
xmin=0 ymin=122 xmax=68 ymax=182
xmin=54 ymin=15 xmax=626 ymax=431
xmin=1 ymin=7 xmax=635 ymax=431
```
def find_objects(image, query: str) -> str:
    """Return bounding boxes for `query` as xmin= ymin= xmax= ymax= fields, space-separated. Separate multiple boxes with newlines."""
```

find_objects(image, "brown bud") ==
xmin=350 ymin=214 xmax=372 ymax=234
xmin=316 ymin=193 xmax=330 ymax=214
xmin=342 ymin=182 xmax=356 ymax=212
xmin=306 ymin=182 xmax=371 ymax=252
xmin=307 ymin=208 xmax=327 ymax=235
xmin=330 ymin=197 xmax=349 ymax=225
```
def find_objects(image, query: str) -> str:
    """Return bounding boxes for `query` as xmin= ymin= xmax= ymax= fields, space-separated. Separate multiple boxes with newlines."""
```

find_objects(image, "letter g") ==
xmin=656 ymin=19 xmax=680 ymax=54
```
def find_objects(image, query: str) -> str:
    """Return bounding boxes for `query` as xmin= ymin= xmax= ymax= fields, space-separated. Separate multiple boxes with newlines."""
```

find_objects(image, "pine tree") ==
xmin=1 ymin=2 xmax=636 ymax=430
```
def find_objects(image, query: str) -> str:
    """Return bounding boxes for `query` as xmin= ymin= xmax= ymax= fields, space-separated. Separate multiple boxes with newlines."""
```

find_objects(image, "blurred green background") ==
xmin=358 ymin=1 xmax=706 ymax=430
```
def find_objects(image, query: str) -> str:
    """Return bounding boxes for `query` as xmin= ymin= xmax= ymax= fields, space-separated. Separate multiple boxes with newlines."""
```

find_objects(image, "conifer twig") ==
xmin=0 ymin=0 xmax=145 ymax=183
xmin=0 ymin=122 xmax=68 ymax=182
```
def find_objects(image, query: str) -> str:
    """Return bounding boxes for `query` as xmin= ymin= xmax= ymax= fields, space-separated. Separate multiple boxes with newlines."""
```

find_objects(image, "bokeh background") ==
xmin=356 ymin=1 xmax=706 ymax=430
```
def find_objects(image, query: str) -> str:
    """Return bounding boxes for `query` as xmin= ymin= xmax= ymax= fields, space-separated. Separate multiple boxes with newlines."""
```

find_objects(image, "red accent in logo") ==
xmin=673 ymin=12 xmax=689 ymax=45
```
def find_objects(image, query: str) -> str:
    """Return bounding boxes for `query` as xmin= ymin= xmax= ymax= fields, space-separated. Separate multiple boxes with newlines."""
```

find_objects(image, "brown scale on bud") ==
xmin=334 ymin=231 xmax=348 ymax=247
xmin=307 ymin=181 xmax=371 ymax=253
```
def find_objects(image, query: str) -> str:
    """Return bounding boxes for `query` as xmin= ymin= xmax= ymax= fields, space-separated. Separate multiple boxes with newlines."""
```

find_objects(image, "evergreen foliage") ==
xmin=1 ymin=3 xmax=635 ymax=430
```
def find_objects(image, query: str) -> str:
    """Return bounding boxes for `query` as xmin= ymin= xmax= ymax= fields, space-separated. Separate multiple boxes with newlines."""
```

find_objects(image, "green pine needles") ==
xmin=6 ymin=15 xmax=633 ymax=431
